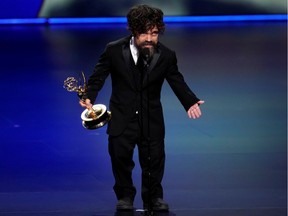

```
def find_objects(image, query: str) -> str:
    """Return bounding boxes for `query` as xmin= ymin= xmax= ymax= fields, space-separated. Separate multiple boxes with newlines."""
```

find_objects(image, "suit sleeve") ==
xmin=86 ymin=46 xmax=111 ymax=104
xmin=165 ymin=51 xmax=200 ymax=111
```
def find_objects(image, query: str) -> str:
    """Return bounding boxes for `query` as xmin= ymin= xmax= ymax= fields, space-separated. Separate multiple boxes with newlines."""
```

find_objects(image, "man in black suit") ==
xmin=80 ymin=4 xmax=204 ymax=211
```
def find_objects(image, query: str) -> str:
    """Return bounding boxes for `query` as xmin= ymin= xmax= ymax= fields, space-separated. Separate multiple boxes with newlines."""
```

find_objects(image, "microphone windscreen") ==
xmin=142 ymin=48 xmax=151 ymax=61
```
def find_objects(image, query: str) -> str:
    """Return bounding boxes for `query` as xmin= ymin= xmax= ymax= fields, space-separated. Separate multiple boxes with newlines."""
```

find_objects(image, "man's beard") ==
xmin=137 ymin=42 xmax=156 ymax=61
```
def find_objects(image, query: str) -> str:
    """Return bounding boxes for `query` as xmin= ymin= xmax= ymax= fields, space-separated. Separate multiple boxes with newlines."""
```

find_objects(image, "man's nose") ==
xmin=146 ymin=34 xmax=152 ymax=41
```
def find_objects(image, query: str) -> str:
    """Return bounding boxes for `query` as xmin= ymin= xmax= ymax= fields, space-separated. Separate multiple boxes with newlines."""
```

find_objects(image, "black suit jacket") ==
xmin=86 ymin=36 xmax=200 ymax=138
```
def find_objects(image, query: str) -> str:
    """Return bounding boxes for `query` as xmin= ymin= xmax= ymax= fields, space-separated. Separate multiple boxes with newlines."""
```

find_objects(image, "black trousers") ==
xmin=108 ymin=113 xmax=165 ymax=203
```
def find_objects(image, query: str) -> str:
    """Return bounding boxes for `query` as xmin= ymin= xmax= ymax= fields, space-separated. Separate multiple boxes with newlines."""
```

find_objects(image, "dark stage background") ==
xmin=0 ymin=0 xmax=287 ymax=18
xmin=0 ymin=20 xmax=287 ymax=216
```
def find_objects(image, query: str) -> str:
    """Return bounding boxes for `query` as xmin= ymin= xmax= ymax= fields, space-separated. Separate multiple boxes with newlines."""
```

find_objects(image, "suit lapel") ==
xmin=142 ymin=49 xmax=161 ymax=87
xmin=122 ymin=42 xmax=138 ymax=90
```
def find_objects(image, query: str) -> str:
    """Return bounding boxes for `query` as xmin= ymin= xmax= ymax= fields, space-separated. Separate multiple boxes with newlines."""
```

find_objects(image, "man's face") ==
xmin=134 ymin=26 xmax=159 ymax=51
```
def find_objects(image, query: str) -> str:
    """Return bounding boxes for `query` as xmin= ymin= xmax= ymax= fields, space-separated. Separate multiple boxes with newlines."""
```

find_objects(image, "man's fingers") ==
xmin=79 ymin=99 xmax=92 ymax=109
xmin=188 ymin=105 xmax=202 ymax=119
xmin=197 ymin=100 xmax=205 ymax=105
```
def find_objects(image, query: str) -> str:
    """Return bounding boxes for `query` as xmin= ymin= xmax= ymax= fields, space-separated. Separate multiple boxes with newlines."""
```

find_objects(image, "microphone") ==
xmin=140 ymin=47 xmax=154 ymax=67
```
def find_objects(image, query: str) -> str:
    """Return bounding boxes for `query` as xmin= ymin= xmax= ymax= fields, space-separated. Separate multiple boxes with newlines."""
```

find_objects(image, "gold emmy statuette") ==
xmin=63 ymin=72 xmax=111 ymax=129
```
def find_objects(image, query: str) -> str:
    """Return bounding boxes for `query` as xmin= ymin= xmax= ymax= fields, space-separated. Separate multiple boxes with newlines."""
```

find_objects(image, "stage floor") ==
xmin=0 ymin=21 xmax=286 ymax=216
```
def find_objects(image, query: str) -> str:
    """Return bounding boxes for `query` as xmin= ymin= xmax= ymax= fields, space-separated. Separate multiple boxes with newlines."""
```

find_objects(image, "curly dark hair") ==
xmin=126 ymin=4 xmax=165 ymax=36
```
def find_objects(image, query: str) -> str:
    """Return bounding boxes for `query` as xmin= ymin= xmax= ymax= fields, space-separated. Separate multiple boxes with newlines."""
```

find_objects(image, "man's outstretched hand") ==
xmin=187 ymin=100 xmax=205 ymax=119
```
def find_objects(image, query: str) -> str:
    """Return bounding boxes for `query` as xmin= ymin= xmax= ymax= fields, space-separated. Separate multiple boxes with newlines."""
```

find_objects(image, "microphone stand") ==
xmin=142 ymin=56 xmax=154 ymax=216
xmin=141 ymin=49 xmax=154 ymax=216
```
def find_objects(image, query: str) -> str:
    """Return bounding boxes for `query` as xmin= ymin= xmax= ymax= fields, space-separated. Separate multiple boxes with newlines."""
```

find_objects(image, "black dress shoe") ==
xmin=144 ymin=198 xmax=169 ymax=211
xmin=116 ymin=198 xmax=134 ymax=211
